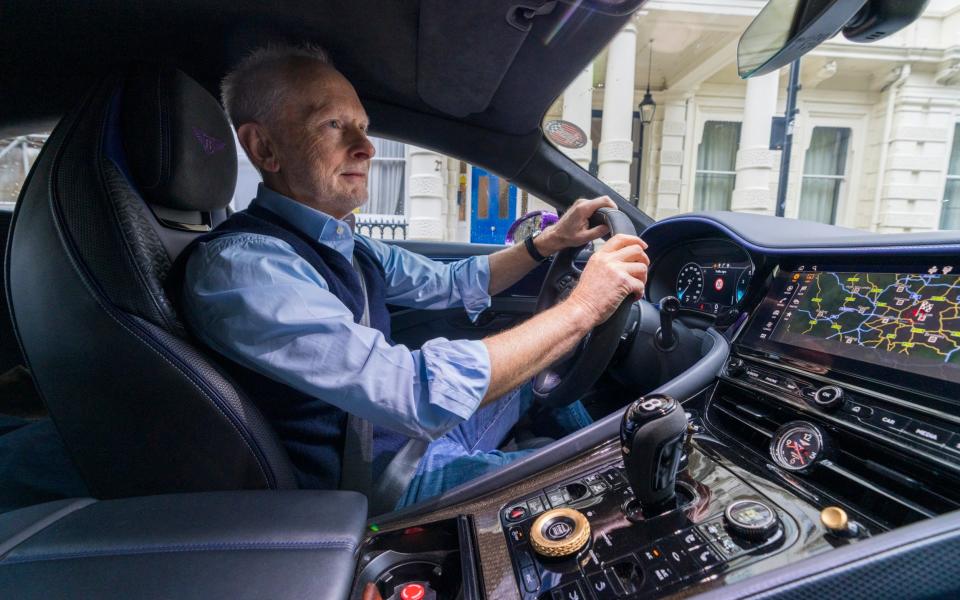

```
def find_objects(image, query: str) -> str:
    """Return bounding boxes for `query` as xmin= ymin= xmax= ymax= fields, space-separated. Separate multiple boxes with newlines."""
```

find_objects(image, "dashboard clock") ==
xmin=770 ymin=421 xmax=828 ymax=472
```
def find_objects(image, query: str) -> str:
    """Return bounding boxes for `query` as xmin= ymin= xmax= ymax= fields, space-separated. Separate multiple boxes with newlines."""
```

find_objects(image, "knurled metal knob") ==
xmin=529 ymin=508 xmax=591 ymax=559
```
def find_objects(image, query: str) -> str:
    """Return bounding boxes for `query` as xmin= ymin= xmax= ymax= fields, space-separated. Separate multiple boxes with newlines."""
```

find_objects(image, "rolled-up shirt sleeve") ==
xmin=181 ymin=234 xmax=490 ymax=440
xmin=360 ymin=236 xmax=492 ymax=320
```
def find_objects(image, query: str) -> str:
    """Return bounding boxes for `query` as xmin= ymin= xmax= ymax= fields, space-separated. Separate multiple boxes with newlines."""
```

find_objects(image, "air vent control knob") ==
xmin=726 ymin=358 xmax=745 ymax=377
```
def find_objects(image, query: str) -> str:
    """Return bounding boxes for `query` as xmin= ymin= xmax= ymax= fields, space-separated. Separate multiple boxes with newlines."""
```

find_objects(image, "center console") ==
xmin=720 ymin=262 xmax=960 ymax=530
xmin=355 ymin=261 xmax=960 ymax=600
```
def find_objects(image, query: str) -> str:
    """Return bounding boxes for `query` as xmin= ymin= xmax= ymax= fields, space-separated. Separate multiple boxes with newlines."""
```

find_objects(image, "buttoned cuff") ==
xmin=419 ymin=337 xmax=490 ymax=427
xmin=454 ymin=255 xmax=492 ymax=322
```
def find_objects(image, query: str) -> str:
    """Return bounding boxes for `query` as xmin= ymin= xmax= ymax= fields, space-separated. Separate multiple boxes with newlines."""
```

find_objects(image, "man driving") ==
xmin=173 ymin=44 xmax=650 ymax=509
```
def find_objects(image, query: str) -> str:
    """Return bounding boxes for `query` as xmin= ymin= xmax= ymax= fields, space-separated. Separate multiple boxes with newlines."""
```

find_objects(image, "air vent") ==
xmin=707 ymin=381 xmax=960 ymax=529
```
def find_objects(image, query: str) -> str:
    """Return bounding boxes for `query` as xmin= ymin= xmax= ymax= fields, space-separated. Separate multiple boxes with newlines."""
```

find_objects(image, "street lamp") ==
xmin=633 ymin=39 xmax=657 ymax=206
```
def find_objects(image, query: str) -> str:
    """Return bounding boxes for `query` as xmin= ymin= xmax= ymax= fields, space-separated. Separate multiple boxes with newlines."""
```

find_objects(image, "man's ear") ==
xmin=237 ymin=123 xmax=280 ymax=173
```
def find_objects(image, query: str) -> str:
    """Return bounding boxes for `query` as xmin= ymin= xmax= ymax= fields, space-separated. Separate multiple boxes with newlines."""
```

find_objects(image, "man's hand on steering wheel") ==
xmin=567 ymin=233 xmax=650 ymax=327
xmin=534 ymin=196 xmax=618 ymax=256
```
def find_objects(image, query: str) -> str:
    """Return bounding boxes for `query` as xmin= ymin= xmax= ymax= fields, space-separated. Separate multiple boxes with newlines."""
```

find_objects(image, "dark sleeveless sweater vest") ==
xmin=166 ymin=204 xmax=407 ymax=489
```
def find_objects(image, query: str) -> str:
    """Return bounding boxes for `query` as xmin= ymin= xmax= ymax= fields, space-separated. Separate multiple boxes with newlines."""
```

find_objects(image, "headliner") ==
xmin=1 ymin=0 xmax=637 ymax=138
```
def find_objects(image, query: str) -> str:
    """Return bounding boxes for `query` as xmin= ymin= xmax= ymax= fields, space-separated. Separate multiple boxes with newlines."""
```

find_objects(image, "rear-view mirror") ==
xmin=738 ymin=0 xmax=867 ymax=78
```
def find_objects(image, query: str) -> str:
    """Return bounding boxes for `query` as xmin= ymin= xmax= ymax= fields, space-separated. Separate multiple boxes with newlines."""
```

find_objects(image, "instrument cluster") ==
xmin=649 ymin=239 xmax=754 ymax=316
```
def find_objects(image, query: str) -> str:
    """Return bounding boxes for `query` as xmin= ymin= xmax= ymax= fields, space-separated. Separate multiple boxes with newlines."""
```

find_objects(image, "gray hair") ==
xmin=220 ymin=43 xmax=333 ymax=129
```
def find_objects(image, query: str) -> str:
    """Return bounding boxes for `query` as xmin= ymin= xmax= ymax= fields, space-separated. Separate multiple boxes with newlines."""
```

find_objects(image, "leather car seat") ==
xmin=4 ymin=64 xmax=298 ymax=498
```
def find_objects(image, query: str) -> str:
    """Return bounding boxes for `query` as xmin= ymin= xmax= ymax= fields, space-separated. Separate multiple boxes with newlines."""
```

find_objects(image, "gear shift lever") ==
xmin=620 ymin=393 xmax=687 ymax=517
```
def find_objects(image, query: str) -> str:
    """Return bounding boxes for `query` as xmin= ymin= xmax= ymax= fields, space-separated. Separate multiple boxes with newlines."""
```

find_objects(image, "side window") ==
xmin=798 ymin=127 xmax=850 ymax=225
xmin=1 ymin=135 xmax=46 ymax=209
xmin=694 ymin=121 xmax=741 ymax=211
xmin=232 ymin=135 xmax=544 ymax=244
xmin=940 ymin=123 xmax=960 ymax=230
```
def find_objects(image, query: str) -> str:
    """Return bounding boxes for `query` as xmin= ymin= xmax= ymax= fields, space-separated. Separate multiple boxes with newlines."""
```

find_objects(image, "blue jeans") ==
xmin=396 ymin=382 xmax=592 ymax=508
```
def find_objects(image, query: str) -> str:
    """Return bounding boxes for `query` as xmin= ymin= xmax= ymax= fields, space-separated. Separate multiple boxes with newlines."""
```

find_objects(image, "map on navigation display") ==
xmin=770 ymin=269 xmax=960 ymax=381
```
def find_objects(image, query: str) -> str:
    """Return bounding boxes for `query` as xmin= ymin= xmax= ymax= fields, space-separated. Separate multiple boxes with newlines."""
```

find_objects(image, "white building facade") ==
xmin=218 ymin=0 xmax=960 ymax=241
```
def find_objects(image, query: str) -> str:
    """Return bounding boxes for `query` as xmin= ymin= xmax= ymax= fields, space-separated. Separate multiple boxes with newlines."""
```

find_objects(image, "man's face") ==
xmin=269 ymin=63 xmax=375 ymax=217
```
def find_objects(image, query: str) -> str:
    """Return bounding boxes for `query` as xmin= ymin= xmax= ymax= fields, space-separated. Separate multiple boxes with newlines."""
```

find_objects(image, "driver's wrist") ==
xmin=562 ymin=295 xmax=601 ymax=333
xmin=534 ymin=228 xmax=562 ymax=256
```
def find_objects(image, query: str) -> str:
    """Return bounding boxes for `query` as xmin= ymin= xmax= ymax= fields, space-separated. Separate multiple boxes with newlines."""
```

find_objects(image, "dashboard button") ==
xmin=520 ymin=566 xmax=540 ymax=593
xmin=864 ymin=408 xmax=911 ymax=433
xmin=585 ymin=571 xmax=618 ymax=599
xmin=840 ymin=401 xmax=873 ymax=420
xmin=506 ymin=503 xmax=529 ymax=522
xmin=761 ymin=374 xmax=782 ymax=387
xmin=551 ymin=580 xmax=586 ymax=600
xmin=509 ymin=527 xmax=526 ymax=544
xmin=660 ymin=539 xmax=701 ymax=578
xmin=527 ymin=496 xmax=546 ymax=515
xmin=945 ymin=434 xmax=960 ymax=455
xmin=903 ymin=421 xmax=952 ymax=446
xmin=648 ymin=562 xmax=680 ymax=590
xmin=697 ymin=521 xmax=723 ymax=541
xmin=546 ymin=488 xmax=568 ymax=507
xmin=691 ymin=545 xmax=723 ymax=569
xmin=600 ymin=468 xmax=626 ymax=487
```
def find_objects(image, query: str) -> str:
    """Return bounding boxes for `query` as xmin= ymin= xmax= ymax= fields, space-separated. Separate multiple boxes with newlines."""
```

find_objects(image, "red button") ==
xmin=400 ymin=583 xmax=425 ymax=600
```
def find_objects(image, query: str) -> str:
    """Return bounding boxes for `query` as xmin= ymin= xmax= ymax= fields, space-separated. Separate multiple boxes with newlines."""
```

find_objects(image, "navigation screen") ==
xmin=752 ymin=267 xmax=960 ymax=385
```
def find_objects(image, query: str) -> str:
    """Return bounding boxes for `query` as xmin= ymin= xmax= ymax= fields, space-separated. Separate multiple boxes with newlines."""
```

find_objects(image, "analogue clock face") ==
xmin=771 ymin=421 xmax=826 ymax=472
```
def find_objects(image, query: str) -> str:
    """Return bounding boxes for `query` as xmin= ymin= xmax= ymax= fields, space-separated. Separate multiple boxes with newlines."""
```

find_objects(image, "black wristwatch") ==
xmin=524 ymin=230 xmax=550 ymax=263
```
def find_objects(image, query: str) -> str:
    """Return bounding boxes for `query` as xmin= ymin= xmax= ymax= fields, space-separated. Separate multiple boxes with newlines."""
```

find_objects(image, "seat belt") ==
xmin=340 ymin=254 xmax=428 ymax=514
xmin=339 ymin=257 xmax=374 ymax=495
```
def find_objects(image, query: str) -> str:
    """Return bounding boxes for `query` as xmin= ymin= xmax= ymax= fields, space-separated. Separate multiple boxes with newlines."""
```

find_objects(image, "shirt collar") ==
xmin=250 ymin=183 xmax=355 ymax=261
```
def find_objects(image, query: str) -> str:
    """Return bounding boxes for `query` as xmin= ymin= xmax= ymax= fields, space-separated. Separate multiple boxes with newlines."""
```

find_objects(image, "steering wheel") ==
xmin=532 ymin=207 xmax=638 ymax=407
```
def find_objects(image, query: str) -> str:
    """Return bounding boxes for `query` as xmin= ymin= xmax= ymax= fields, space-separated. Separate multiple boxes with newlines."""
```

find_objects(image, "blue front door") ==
xmin=471 ymin=167 xmax=517 ymax=244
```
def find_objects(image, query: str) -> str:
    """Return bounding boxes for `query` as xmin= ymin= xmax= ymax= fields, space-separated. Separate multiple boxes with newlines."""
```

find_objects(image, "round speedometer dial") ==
xmin=676 ymin=263 xmax=704 ymax=305
xmin=770 ymin=421 xmax=827 ymax=472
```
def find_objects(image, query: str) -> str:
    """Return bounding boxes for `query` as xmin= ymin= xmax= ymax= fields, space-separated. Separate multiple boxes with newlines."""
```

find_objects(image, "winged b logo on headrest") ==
xmin=192 ymin=127 xmax=227 ymax=155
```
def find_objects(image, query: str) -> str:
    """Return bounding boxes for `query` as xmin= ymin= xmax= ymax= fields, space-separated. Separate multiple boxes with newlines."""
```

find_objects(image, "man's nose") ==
xmin=349 ymin=128 xmax=375 ymax=160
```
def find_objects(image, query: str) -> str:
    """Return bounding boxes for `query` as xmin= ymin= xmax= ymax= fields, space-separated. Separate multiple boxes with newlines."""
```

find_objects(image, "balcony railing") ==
xmin=355 ymin=214 xmax=408 ymax=240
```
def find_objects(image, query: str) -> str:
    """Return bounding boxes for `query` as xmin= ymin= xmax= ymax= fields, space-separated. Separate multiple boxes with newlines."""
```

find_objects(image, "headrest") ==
xmin=120 ymin=64 xmax=237 ymax=212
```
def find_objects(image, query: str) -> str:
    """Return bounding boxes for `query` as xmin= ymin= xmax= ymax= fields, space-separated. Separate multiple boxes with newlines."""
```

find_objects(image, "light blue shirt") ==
xmin=181 ymin=184 xmax=493 ymax=441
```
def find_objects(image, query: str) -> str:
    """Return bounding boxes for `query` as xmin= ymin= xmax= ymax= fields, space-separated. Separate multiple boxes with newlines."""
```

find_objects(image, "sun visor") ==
xmin=416 ymin=0 xmax=557 ymax=118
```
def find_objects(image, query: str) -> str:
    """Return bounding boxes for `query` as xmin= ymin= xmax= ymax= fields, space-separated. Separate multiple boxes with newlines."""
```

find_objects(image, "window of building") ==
xmin=362 ymin=137 xmax=406 ymax=217
xmin=798 ymin=127 xmax=850 ymax=224
xmin=694 ymin=121 xmax=741 ymax=211
xmin=940 ymin=123 xmax=960 ymax=230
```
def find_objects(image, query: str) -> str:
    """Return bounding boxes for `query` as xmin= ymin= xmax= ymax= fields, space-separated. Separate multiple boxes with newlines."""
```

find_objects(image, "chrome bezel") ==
xmin=770 ymin=420 xmax=827 ymax=472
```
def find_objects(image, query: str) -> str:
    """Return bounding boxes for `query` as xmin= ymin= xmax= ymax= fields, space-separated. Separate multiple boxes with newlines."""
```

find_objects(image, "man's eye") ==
xmin=327 ymin=120 xmax=342 ymax=129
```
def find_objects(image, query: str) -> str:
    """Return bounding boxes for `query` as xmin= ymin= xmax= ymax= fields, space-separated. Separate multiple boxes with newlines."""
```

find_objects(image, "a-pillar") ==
xmin=732 ymin=70 xmax=779 ymax=214
xmin=561 ymin=63 xmax=594 ymax=171
xmin=598 ymin=23 xmax=638 ymax=200
xmin=407 ymin=145 xmax=446 ymax=240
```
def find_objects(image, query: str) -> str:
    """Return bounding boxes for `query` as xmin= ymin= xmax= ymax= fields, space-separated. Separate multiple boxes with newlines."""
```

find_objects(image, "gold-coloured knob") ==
xmin=820 ymin=506 xmax=848 ymax=533
xmin=529 ymin=508 xmax=591 ymax=558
